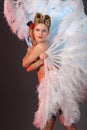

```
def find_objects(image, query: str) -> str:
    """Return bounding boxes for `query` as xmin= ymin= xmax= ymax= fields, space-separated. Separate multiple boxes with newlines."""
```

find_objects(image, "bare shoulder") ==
xmin=36 ymin=42 xmax=49 ymax=51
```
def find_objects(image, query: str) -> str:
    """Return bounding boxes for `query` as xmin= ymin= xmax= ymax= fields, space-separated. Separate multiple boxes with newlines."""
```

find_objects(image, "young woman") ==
xmin=22 ymin=13 xmax=50 ymax=82
xmin=4 ymin=1 xmax=87 ymax=130
xmin=22 ymin=13 xmax=77 ymax=130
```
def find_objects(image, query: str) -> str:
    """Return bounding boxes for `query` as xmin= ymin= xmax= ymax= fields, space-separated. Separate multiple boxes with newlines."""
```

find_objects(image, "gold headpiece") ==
xmin=34 ymin=13 xmax=51 ymax=29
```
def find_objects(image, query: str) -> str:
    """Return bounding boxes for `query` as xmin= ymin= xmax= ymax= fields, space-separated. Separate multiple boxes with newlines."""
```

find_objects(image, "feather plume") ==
xmin=4 ymin=0 xmax=87 ymax=129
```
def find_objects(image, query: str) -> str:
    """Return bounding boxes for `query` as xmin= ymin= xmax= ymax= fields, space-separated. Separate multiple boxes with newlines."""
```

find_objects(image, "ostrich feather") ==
xmin=4 ymin=0 xmax=87 ymax=129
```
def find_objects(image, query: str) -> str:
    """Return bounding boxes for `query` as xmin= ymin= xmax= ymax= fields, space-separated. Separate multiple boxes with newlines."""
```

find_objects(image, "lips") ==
xmin=38 ymin=36 xmax=43 ymax=39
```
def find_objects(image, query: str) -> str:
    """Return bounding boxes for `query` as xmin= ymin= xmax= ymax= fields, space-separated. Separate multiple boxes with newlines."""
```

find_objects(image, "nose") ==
xmin=39 ymin=31 xmax=43 ymax=36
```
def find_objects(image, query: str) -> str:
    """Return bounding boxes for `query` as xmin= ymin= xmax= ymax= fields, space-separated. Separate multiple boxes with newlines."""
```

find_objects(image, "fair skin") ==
xmin=22 ymin=23 xmax=76 ymax=130
xmin=22 ymin=23 xmax=49 ymax=81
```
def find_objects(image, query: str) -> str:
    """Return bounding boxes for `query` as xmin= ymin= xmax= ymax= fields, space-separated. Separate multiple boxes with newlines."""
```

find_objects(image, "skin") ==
xmin=22 ymin=23 xmax=49 ymax=82
xmin=22 ymin=23 xmax=77 ymax=130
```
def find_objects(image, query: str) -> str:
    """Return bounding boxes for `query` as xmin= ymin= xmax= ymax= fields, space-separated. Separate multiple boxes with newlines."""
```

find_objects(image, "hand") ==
xmin=39 ymin=52 xmax=48 ymax=60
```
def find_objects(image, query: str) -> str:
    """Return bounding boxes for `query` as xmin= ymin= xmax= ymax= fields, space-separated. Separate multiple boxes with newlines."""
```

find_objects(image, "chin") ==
xmin=37 ymin=40 xmax=44 ymax=43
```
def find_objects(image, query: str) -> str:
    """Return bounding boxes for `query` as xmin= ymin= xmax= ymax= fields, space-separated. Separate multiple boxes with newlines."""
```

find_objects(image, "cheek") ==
xmin=33 ymin=33 xmax=39 ymax=41
xmin=43 ymin=32 xmax=49 ymax=38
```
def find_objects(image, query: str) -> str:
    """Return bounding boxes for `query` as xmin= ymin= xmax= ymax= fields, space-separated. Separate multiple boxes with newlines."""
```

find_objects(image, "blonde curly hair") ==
xmin=27 ymin=13 xmax=51 ymax=45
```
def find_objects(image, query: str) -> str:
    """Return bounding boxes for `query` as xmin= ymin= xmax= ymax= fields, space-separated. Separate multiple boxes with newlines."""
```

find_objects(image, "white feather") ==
xmin=4 ymin=0 xmax=87 ymax=129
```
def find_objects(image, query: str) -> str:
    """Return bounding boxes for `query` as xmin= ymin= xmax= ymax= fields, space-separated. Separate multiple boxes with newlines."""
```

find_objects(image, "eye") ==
xmin=42 ymin=29 xmax=47 ymax=32
xmin=36 ymin=29 xmax=40 ymax=31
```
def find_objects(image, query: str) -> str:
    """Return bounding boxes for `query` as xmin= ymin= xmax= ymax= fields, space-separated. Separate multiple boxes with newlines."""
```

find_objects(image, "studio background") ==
xmin=0 ymin=1 xmax=87 ymax=130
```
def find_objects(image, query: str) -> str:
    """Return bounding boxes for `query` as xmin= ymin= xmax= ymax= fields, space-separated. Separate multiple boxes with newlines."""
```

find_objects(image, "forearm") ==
xmin=26 ymin=59 xmax=44 ymax=72
xmin=22 ymin=43 xmax=49 ymax=69
xmin=22 ymin=44 xmax=46 ymax=67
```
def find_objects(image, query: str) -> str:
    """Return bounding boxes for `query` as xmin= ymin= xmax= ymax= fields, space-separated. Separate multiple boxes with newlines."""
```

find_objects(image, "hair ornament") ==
xmin=27 ymin=20 xmax=34 ymax=29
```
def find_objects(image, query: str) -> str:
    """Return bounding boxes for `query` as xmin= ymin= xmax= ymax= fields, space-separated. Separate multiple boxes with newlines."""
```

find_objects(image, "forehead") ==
xmin=34 ymin=23 xmax=48 ymax=29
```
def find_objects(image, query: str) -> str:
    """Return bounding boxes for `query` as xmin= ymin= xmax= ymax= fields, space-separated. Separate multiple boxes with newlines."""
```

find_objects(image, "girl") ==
xmin=22 ymin=13 xmax=76 ymax=130
xmin=22 ymin=13 xmax=50 ymax=82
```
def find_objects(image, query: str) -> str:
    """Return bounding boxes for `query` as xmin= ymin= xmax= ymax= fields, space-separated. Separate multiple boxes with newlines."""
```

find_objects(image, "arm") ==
xmin=22 ymin=44 xmax=43 ymax=67
xmin=26 ymin=51 xmax=48 ymax=72
xmin=22 ymin=43 xmax=49 ymax=69
xmin=26 ymin=59 xmax=44 ymax=72
xmin=25 ymin=51 xmax=48 ymax=72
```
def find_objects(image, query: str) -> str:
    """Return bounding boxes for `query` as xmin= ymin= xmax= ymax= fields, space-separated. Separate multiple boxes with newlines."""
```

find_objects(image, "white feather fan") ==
xmin=4 ymin=0 xmax=87 ymax=129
